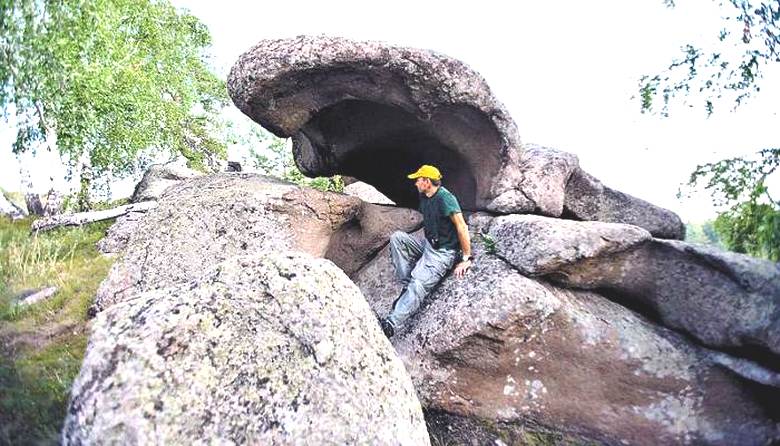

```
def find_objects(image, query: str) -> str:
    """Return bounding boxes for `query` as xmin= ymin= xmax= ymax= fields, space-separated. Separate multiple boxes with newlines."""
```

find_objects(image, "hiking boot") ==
xmin=379 ymin=318 xmax=395 ymax=338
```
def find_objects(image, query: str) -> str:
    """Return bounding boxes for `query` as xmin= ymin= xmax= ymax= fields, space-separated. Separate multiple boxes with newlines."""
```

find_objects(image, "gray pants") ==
xmin=387 ymin=231 xmax=458 ymax=327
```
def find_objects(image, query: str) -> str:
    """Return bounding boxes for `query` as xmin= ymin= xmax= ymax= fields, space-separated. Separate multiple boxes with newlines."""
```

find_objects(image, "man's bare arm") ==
xmin=450 ymin=212 xmax=472 ymax=278
xmin=450 ymin=212 xmax=471 ymax=256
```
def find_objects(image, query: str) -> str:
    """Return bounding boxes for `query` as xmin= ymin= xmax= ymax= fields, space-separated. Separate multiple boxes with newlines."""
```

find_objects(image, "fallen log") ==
xmin=16 ymin=286 xmax=58 ymax=307
xmin=31 ymin=201 xmax=158 ymax=233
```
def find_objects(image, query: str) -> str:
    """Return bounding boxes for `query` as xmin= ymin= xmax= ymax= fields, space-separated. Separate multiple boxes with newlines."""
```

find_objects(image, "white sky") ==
xmin=1 ymin=0 xmax=778 ymax=222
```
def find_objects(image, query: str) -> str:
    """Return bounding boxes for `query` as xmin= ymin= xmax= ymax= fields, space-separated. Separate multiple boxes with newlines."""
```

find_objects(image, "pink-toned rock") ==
xmin=93 ymin=173 xmax=420 ymax=314
xmin=353 ymin=217 xmax=779 ymax=445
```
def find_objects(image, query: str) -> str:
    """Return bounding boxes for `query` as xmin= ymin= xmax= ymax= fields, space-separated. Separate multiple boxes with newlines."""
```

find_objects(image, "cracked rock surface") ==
xmin=480 ymin=213 xmax=780 ymax=359
xmin=64 ymin=252 xmax=429 ymax=445
xmin=93 ymin=173 xmax=421 ymax=313
xmin=354 ymin=215 xmax=780 ymax=445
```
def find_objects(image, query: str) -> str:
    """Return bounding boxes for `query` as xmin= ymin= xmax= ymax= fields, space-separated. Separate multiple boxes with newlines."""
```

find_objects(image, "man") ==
xmin=379 ymin=164 xmax=473 ymax=338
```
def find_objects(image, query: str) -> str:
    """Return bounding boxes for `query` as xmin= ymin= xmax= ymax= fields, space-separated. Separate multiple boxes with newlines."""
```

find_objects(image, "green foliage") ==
xmin=714 ymin=202 xmax=779 ymax=260
xmin=640 ymin=0 xmax=779 ymax=116
xmin=0 ymin=217 xmax=114 ymax=319
xmin=0 ymin=216 xmax=113 ymax=444
xmin=0 ymin=0 xmax=227 ymax=187
xmin=643 ymin=2 xmax=779 ymax=261
xmin=479 ymin=231 xmax=497 ymax=254
xmin=684 ymin=220 xmax=724 ymax=246
xmin=686 ymin=148 xmax=779 ymax=260
xmin=246 ymin=130 xmax=344 ymax=193
xmin=59 ymin=195 xmax=130 ymax=213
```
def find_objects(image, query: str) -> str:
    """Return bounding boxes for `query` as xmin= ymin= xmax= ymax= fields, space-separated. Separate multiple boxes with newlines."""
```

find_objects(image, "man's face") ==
xmin=414 ymin=177 xmax=431 ymax=194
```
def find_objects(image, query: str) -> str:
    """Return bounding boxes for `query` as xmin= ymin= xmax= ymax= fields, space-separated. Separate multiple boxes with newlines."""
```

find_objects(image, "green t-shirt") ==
xmin=419 ymin=186 xmax=462 ymax=250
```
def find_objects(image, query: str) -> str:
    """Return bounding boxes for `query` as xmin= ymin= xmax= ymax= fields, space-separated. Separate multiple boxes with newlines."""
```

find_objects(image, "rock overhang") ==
xmin=229 ymin=35 xmax=685 ymax=239
xmin=228 ymin=35 xmax=522 ymax=211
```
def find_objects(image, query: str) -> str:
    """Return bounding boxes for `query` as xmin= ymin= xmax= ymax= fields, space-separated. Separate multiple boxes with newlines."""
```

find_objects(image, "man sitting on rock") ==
xmin=379 ymin=165 xmax=473 ymax=338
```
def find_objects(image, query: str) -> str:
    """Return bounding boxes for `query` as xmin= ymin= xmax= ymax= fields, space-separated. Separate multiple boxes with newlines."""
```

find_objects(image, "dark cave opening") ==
xmin=296 ymin=99 xmax=495 ymax=211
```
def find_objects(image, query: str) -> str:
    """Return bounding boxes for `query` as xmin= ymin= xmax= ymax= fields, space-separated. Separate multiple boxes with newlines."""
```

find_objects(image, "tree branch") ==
xmin=31 ymin=201 xmax=158 ymax=233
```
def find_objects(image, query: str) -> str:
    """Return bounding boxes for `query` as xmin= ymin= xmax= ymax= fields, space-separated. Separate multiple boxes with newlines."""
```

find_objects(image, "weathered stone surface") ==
xmin=228 ymin=36 xmax=684 ymax=239
xmin=130 ymin=164 xmax=203 ymax=203
xmin=506 ymin=144 xmax=580 ymax=216
xmin=354 ymin=225 xmax=780 ymax=445
xmin=553 ymin=237 xmax=780 ymax=359
xmin=64 ymin=252 xmax=429 ymax=445
xmin=93 ymin=173 xmax=420 ymax=313
xmin=564 ymin=167 xmax=685 ymax=239
xmin=0 ymin=191 xmax=27 ymax=220
xmin=344 ymin=181 xmax=395 ymax=205
xmin=96 ymin=211 xmax=148 ymax=254
xmin=424 ymin=409 xmax=596 ymax=446
xmin=326 ymin=202 xmax=421 ymax=277
xmin=484 ymin=213 xmax=780 ymax=363
xmin=487 ymin=214 xmax=652 ymax=276
xmin=228 ymin=35 xmax=523 ymax=212
xmin=278 ymin=186 xmax=421 ymax=277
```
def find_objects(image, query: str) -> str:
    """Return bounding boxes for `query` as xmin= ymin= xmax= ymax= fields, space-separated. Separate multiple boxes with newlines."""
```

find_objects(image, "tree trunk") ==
xmin=25 ymin=193 xmax=44 ymax=216
xmin=77 ymin=164 xmax=92 ymax=212
xmin=31 ymin=201 xmax=158 ymax=233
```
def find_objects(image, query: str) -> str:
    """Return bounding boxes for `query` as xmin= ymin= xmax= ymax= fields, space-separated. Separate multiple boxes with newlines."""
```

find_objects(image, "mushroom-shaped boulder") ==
xmin=228 ymin=35 xmax=522 ymax=212
xmin=228 ymin=35 xmax=684 ymax=239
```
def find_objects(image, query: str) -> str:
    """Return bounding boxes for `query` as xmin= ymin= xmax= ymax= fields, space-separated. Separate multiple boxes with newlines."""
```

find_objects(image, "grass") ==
xmin=0 ymin=215 xmax=115 ymax=445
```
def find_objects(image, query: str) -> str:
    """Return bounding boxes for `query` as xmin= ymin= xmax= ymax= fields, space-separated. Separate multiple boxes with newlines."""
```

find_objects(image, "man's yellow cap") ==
xmin=407 ymin=165 xmax=442 ymax=180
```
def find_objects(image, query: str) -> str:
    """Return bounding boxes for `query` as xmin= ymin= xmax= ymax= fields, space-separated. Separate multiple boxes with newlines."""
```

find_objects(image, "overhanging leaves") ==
xmin=0 ymin=0 xmax=227 ymax=178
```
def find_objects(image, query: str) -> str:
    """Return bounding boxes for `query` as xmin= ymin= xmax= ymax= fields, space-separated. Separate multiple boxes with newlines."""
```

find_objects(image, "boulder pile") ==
xmin=64 ymin=37 xmax=778 ymax=445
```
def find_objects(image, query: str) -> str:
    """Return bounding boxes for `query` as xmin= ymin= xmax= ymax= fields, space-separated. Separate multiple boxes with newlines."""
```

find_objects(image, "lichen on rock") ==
xmin=64 ymin=252 xmax=430 ymax=445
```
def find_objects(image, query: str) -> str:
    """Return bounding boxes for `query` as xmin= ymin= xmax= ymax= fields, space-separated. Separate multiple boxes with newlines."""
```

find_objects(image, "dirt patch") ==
xmin=0 ymin=319 xmax=88 ymax=358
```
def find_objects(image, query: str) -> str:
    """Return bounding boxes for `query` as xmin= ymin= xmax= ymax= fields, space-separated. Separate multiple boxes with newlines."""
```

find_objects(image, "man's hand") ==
xmin=453 ymin=259 xmax=472 ymax=278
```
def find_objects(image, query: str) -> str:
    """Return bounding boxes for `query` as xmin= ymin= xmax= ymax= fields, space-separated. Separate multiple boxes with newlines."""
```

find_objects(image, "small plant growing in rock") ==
xmin=479 ymin=231 xmax=497 ymax=255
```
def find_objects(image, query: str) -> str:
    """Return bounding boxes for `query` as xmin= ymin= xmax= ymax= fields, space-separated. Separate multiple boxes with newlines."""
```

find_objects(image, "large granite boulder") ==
xmin=228 ymin=35 xmax=523 ymax=213
xmin=485 ymin=214 xmax=780 ymax=361
xmin=353 ymin=221 xmax=780 ymax=445
xmin=130 ymin=164 xmax=204 ymax=203
xmin=485 ymin=144 xmax=579 ymax=216
xmin=93 ymin=173 xmax=421 ymax=313
xmin=228 ymin=36 xmax=684 ymax=239
xmin=486 ymin=214 xmax=652 ymax=276
xmin=64 ymin=252 xmax=429 ymax=445
xmin=564 ymin=167 xmax=685 ymax=239
xmin=96 ymin=210 xmax=148 ymax=254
